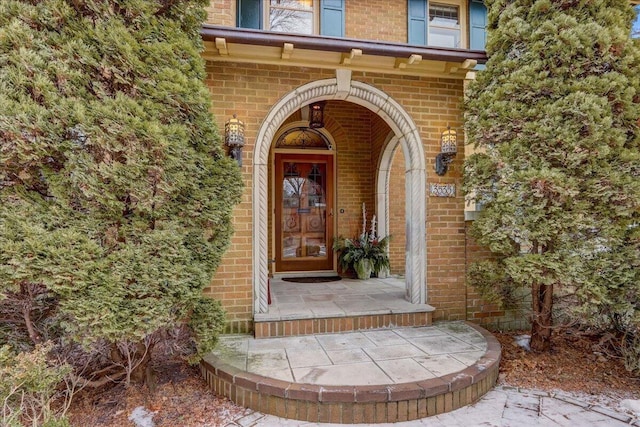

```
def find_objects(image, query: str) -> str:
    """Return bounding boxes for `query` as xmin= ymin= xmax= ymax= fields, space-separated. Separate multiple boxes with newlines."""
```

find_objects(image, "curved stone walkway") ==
xmin=226 ymin=386 xmax=638 ymax=426
xmin=202 ymin=322 xmax=501 ymax=423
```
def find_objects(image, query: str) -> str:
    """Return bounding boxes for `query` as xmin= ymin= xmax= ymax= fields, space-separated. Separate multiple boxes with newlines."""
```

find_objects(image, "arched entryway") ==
xmin=253 ymin=72 xmax=426 ymax=314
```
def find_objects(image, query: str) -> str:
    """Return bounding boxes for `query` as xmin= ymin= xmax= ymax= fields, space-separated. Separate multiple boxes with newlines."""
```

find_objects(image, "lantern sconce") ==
xmin=308 ymin=101 xmax=326 ymax=129
xmin=225 ymin=114 xmax=245 ymax=166
xmin=434 ymin=126 xmax=457 ymax=176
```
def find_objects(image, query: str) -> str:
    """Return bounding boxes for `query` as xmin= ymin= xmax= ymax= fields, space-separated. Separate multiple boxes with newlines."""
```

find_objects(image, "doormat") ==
xmin=282 ymin=276 xmax=342 ymax=283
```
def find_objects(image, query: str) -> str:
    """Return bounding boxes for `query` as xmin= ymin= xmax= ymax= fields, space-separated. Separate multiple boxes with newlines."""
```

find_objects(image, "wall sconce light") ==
xmin=225 ymin=114 xmax=245 ymax=166
xmin=434 ymin=126 xmax=457 ymax=176
xmin=308 ymin=101 xmax=326 ymax=129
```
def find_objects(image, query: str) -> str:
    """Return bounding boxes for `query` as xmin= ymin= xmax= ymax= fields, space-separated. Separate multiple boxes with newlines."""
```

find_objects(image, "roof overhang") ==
xmin=200 ymin=25 xmax=487 ymax=80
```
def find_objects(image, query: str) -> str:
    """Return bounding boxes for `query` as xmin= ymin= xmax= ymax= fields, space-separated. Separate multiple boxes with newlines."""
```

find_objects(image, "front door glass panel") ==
xmin=276 ymin=154 xmax=333 ymax=271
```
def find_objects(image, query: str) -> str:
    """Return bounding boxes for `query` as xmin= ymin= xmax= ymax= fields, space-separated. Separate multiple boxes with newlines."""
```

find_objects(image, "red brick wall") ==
xmin=326 ymin=102 xmax=377 ymax=239
xmin=370 ymin=114 xmax=389 ymax=170
xmin=205 ymin=0 xmax=235 ymax=26
xmin=345 ymin=0 xmax=407 ymax=43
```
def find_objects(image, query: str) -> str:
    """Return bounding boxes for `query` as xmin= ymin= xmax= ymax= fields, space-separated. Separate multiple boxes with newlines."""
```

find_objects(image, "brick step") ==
xmin=254 ymin=310 xmax=433 ymax=338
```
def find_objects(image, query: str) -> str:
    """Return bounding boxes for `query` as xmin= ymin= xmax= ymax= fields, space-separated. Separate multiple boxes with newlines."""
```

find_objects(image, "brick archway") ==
xmin=253 ymin=72 xmax=426 ymax=314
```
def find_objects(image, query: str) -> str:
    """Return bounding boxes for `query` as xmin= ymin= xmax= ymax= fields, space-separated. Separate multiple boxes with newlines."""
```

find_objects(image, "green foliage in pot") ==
xmin=333 ymin=204 xmax=390 ymax=278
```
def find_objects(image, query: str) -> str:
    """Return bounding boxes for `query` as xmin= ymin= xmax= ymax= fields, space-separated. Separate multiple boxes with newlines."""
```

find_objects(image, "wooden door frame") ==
xmin=271 ymin=149 xmax=336 ymax=274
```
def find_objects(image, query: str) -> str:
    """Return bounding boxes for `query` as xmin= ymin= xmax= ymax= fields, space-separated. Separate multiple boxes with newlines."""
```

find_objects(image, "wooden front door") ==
xmin=275 ymin=153 xmax=334 ymax=272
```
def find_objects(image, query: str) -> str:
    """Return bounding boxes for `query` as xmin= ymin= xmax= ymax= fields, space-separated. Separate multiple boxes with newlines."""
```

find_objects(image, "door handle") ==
xmin=329 ymin=208 xmax=333 ymax=217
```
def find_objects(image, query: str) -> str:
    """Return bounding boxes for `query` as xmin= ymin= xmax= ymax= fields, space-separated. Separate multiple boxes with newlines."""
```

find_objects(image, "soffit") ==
xmin=201 ymin=26 xmax=486 ymax=80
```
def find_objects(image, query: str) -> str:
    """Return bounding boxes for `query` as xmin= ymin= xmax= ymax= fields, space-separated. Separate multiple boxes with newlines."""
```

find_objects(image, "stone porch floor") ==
xmin=257 ymin=276 xmax=433 ymax=322
xmin=253 ymin=277 xmax=436 ymax=338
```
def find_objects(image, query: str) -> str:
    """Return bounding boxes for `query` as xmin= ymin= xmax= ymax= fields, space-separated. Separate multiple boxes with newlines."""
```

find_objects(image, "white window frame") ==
xmin=431 ymin=0 xmax=468 ymax=48
xmin=428 ymin=2 xmax=461 ymax=48
xmin=264 ymin=0 xmax=320 ymax=35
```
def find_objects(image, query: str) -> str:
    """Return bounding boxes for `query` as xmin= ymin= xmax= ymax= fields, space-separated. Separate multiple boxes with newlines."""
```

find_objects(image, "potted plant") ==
xmin=333 ymin=204 xmax=390 ymax=279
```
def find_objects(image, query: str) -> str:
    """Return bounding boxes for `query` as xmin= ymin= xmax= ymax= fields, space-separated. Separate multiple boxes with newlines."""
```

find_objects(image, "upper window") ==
xmin=428 ymin=3 xmax=460 ymax=48
xmin=270 ymin=0 xmax=314 ymax=34
xmin=408 ymin=0 xmax=486 ymax=50
xmin=633 ymin=5 xmax=640 ymax=39
xmin=237 ymin=0 xmax=345 ymax=37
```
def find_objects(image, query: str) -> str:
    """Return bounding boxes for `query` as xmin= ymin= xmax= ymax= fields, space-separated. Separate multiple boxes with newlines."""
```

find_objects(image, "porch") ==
xmin=254 ymin=276 xmax=436 ymax=338
xmin=202 ymin=276 xmax=501 ymax=423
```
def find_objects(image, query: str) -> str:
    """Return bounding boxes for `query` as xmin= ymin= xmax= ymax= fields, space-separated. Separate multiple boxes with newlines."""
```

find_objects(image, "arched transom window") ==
xmin=275 ymin=127 xmax=332 ymax=150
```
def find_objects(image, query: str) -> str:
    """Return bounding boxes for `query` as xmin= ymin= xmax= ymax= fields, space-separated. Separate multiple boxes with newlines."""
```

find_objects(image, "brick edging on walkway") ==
xmin=201 ymin=322 xmax=502 ymax=423
xmin=254 ymin=311 xmax=434 ymax=338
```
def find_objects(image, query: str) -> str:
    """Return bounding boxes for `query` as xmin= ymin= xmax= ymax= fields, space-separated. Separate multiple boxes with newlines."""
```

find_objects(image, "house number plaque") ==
xmin=429 ymin=183 xmax=456 ymax=198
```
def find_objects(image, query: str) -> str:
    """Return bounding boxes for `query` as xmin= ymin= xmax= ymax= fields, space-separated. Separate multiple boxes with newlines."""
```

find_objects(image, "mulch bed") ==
xmin=495 ymin=329 xmax=640 ymax=396
xmin=67 ymin=328 xmax=640 ymax=426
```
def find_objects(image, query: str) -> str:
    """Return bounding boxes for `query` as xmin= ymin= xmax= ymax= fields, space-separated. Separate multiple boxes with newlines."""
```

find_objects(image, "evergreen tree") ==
xmin=0 ymin=0 xmax=242 ymax=385
xmin=464 ymin=0 xmax=640 ymax=352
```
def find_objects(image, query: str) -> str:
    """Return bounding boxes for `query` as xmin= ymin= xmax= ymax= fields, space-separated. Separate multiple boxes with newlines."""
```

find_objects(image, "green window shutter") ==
xmin=408 ymin=0 xmax=427 ymax=45
xmin=237 ymin=0 xmax=262 ymax=29
xmin=321 ymin=0 xmax=345 ymax=37
xmin=469 ymin=0 xmax=487 ymax=50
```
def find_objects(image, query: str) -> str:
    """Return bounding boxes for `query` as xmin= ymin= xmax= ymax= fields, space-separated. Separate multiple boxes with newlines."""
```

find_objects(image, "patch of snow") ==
xmin=549 ymin=388 xmax=639 ymax=416
xmin=128 ymin=406 xmax=156 ymax=427
xmin=621 ymin=399 xmax=640 ymax=417
xmin=235 ymin=411 xmax=266 ymax=427
xmin=514 ymin=334 xmax=531 ymax=351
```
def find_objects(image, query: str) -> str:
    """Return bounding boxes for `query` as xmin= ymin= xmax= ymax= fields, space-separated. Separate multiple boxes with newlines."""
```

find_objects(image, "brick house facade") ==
xmin=200 ymin=0 xmax=545 ymax=335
